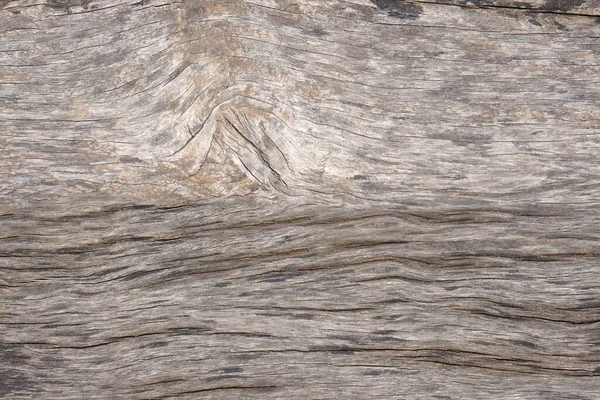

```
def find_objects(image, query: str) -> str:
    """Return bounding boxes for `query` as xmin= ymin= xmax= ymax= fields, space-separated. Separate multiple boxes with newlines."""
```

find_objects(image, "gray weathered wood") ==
xmin=1 ymin=0 xmax=599 ymax=398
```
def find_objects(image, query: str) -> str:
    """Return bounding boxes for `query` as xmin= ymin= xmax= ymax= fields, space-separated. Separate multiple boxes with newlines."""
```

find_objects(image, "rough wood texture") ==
xmin=1 ymin=0 xmax=600 ymax=398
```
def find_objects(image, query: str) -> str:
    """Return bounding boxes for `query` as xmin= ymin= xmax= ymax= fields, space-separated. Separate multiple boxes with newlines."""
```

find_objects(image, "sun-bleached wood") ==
xmin=1 ymin=0 xmax=599 ymax=398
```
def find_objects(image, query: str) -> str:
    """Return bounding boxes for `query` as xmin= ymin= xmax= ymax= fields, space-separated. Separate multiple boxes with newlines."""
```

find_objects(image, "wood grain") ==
xmin=1 ymin=0 xmax=599 ymax=398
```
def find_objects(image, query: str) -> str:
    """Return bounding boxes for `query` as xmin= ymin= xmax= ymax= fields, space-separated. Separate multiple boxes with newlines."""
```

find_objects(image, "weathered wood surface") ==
xmin=1 ymin=0 xmax=600 ymax=398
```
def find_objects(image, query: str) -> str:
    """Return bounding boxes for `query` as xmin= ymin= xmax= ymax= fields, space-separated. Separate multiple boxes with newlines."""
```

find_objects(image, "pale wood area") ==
xmin=1 ymin=0 xmax=600 ymax=398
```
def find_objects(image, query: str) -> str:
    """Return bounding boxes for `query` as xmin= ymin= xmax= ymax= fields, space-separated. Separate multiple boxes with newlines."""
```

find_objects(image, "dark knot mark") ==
xmin=451 ymin=0 xmax=585 ymax=13
xmin=371 ymin=0 xmax=424 ymax=20
xmin=541 ymin=0 xmax=585 ymax=12
xmin=46 ymin=0 xmax=93 ymax=10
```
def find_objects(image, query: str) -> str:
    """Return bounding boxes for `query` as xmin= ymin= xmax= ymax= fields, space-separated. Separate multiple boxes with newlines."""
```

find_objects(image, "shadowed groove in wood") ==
xmin=1 ymin=0 xmax=600 ymax=398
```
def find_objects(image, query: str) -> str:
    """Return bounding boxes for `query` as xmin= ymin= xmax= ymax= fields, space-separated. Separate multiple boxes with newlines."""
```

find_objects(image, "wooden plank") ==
xmin=1 ymin=0 xmax=599 ymax=398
